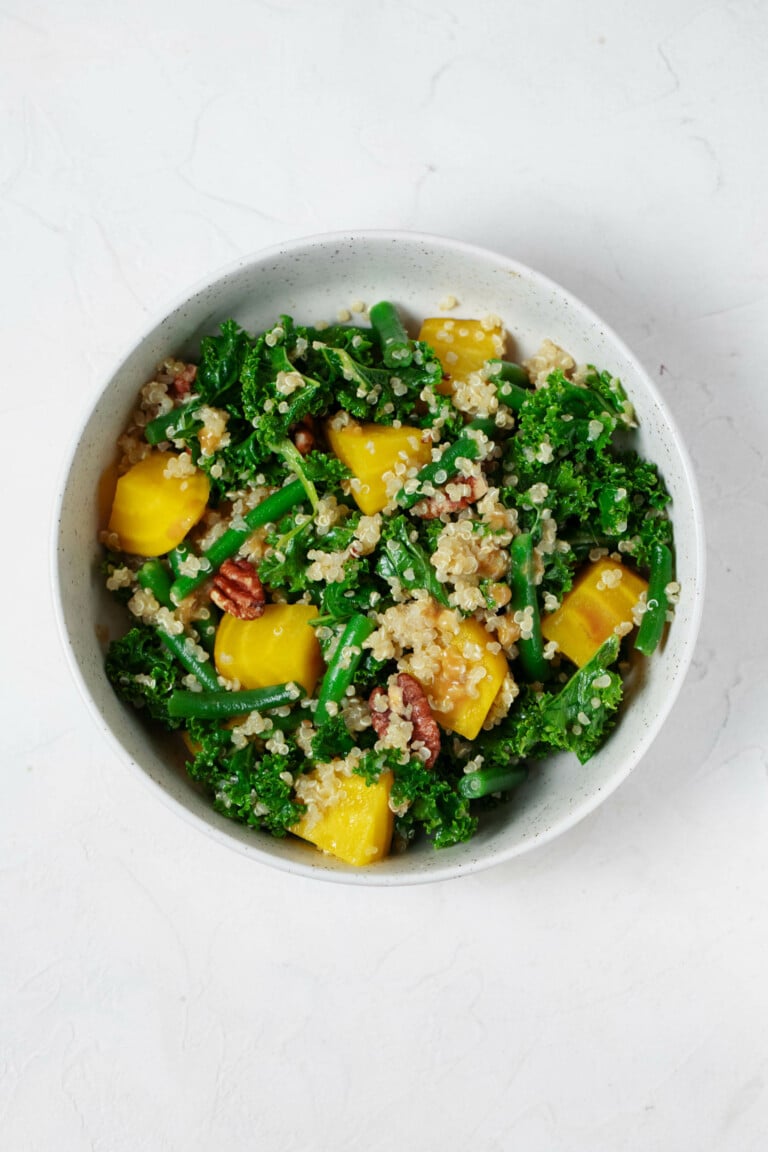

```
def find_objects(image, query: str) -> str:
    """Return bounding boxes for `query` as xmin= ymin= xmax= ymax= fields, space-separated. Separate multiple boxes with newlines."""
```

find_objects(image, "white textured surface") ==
xmin=2 ymin=0 xmax=767 ymax=1148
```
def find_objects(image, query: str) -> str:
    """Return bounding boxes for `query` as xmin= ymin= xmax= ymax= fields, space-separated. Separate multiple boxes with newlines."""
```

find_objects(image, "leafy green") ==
xmin=476 ymin=636 xmax=624 ymax=766
xmin=376 ymin=515 xmax=450 ymax=606
xmin=320 ymin=565 xmax=381 ymax=620
xmin=389 ymin=757 xmax=477 ymax=849
xmin=311 ymin=715 xmax=355 ymax=760
xmin=185 ymin=720 xmax=305 ymax=836
xmin=105 ymin=626 xmax=184 ymax=729
xmin=197 ymin=320 xmax=250 ymax=409
xmin=500 ymin=369 xmax=672 ymax=601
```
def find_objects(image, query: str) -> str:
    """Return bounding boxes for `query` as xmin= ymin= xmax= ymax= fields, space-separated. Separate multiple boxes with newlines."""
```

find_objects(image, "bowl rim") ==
xmin=52 ymin=228 xmax=707 ymax=885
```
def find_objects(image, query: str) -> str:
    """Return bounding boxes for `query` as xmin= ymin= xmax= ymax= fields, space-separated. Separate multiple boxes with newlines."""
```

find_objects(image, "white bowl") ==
xmin=53 ymin=230 xmax=705 ymax=885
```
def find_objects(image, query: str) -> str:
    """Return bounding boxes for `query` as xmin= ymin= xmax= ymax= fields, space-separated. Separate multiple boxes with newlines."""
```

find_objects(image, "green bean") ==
xmin=169 ymin=479 xmax=306 ymax=603
xmin=368 ymin=301 xmax=413 ymax=369
xmin=168 ymin=543 xmax=191 ymax=580
xmin=314 ymin=613 xmax=375 ymax=726
xmin=634 ymin=543 xmax=673 ymax=656
xmin=487 ymin=360 xmax=530 ymax=412
xmin=136 ymin=558 xmax=174 ymax=605
xmin=457 ymin=765 xmax=527 ymax=799
xmin=168 ymin=682 xmax=305 ymax=720
xmin=136 ymin=560 xmax=220 ymax=690
xmin=193 ymin=608 xmax=219 ymax=656
xmin=157 ymin=631 xmax=220 ymax=692
xmin=494 ymin=360 xmax=529 ymax=386
xmin=509 ymin=532 xmax=550 ymax=683
xmin=396 ymin=417 xmax=497 ymax=510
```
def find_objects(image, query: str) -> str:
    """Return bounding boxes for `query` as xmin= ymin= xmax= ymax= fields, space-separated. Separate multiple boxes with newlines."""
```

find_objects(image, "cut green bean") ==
xmin=169 ymin=479 xmax=307 ymax=603
xmin=458 ymin=765 xmax=527 ymax=800
xmin=634 ymin=542 xmax=673 ymax=656
xmin=369 ymin=301 xmax=413 ymax=369
xmin=157 ymin=630 xmax=220 ymax=692
xmin=509 ymin=532 xmax=550 ymax=683
xmin=494 ymin=360 xmax=529 ymax=387
xmin=136 ymin=560 xmax=220 ymax=690
xmin=168 ymin=682 xmax=305 ymax=720
xmin=487 ymin=360 xmax=531 ymax=412
xmin=396 ymin=418 xmax=497 ymax=510
xmin=168 ymin=543 xmax=192 ymax=580
xmin=136 ymin=558 xmax=173 ymax=605
xmin=314 ymin=613 xmax=376 ymax=726
xmin=193 ymin=608 xmax=219 ymax=656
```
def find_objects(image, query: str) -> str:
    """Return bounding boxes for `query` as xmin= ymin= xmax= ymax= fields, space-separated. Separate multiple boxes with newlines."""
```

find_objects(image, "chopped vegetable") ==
xmin=325 ymin=417 xmax=432 ymax=515
xmin=168 ymin=682 xmax=305 ymax=720
xmin=457 ymin=765 xmax=527 ymax=800
xmin=292 ymin=769 xmax=394 ymax=865
xmin=418 ymin=317 xmax=505 ymax=389
xmin=425 ymin=617 xmax=509 ymax=740
xmin=635 ymin=542 xmax=673 ymax=656
xmin=369 ymin=300 xmax=413 ymax=369
xmin=541 ymin=557 xmax=648 ymax=667
xmin=509 ymin=532 xmax=550 ymax=683
xmin=214 ymin=604 xmax=324 ymax=693
xmin=314 ymin=613 xmax=376 ymax=726
xmin=169 ymin=479 xmax=307 ymax=603
xmin=108 ymin=452 xmax=209 ymax=556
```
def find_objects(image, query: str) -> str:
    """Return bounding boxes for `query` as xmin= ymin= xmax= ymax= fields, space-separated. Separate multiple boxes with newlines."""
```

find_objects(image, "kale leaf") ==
xmin=185 ymin=721 xmax=305 ymax=836
xmin=197 ymin=319 xmax=251 ymax=410
xmin=389 ymin=758 xmax=477 ymax=849
xmin=376 ymin=514 xmax=450 ymax=607
xmin=105 ymin=626 xmax=184 ymax=729
xmin=476 ymin=636 xmax=624 ymax=767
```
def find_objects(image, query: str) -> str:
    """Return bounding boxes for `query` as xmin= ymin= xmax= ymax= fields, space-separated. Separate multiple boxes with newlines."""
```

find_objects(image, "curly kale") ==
xmin=240 ymin=320 xmax=444 ymax=443
xmin=185 ymin=720 xmax=305 ymax=836
xmin=501 ymin=369 xmax=672 ymax=600
xmin=105 ymin=626 xmax=185 ymax=729
xmin=196 ymin=319 xmax=251 ymax=411
xmin=389 ymin=757 xmax=477 ymax=849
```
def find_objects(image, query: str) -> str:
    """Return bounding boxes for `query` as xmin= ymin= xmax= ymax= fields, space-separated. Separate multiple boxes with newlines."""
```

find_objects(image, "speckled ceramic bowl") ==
xmin=53 ymin=231 xmax=705 ymax=884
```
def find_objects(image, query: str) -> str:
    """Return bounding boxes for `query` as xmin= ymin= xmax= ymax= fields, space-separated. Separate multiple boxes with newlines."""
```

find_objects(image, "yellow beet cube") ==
xmin=214 ymin=604 xmax=324 ymax=694
xmin=541 ymin=558 xmax=649 ymax=667
xmin=292 ymin=770 xmax=394 ymax=866
xmin=108 ymin=451 xmax=210 ymax=556
xmin=326 ymin=415 xmax=432 ymax=515
xmin=419 ymin=318 xmax=505 ymax=393
xmin=426 ymin=617 xmax=509 ymax=740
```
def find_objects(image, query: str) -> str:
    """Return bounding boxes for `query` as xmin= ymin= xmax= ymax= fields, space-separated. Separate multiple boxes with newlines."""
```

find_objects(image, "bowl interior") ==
xmin=55 ymin=232 xmax=704 ymax=884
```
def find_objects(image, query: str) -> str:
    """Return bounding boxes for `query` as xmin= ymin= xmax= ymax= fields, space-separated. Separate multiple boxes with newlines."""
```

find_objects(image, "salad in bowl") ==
xmin=99 ymin=297 xmax=677 ymax=867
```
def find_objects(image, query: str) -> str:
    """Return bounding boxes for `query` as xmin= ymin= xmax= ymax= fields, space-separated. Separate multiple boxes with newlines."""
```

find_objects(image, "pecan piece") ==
xmin=293 ymin=416 xmax=315 ymax=456
xmin=170 ymin=362 xmax=197 ymax=399
xmin=210 ymin=558 xmax=266 ymax=620
xmin=368 ymin=673 xmax=441 ymax=768
xmin=414 ymin=473 xmax=488 ymax=520
xmin=369 ymin=687 xmax=392 ymax=741
xmin=398 ymin=673 xmax=441 ymax=767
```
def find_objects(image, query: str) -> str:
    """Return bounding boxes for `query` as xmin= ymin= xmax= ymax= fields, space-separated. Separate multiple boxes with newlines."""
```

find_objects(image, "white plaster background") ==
xmin=2 ymin=1 xmax=767 ymax=1148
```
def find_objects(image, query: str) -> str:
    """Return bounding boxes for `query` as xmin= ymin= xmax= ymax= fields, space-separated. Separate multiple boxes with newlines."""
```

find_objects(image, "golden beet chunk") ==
xmin=214 ymin=603 xmax=323 ymax=694
xmin=292 ymin=770 xmax=394 ymax=866
xmin=541 ymin=557 xmax=649 ymax=667
xmin=425 ymin=617 xmax=509 ymax=741
xmin=108 ymin=451 xmax=209 ymax=556
xmin=326 ymin=416 xmax=432 ymax=515
xmin=419 ymin=317 xmax=505 ymax=393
